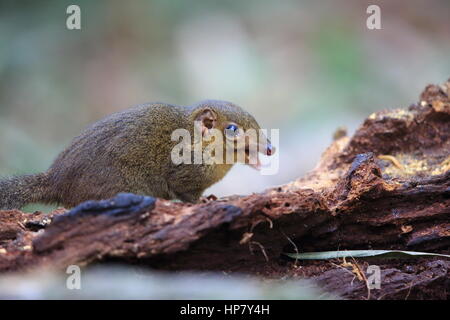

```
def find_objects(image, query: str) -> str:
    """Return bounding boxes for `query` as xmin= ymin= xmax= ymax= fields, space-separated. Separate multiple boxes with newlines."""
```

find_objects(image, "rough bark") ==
xmin=0 ymin=81 xmax=449 ymax=300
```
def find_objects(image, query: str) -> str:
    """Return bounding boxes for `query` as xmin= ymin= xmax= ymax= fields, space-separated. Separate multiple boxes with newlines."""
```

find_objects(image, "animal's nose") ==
xmin=266 ymin=143 xmax=275 ymax=156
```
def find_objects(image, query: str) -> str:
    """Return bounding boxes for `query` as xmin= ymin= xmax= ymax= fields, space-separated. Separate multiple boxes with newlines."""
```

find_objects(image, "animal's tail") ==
xmin=0 ymin=173 xmax=50 ymax=210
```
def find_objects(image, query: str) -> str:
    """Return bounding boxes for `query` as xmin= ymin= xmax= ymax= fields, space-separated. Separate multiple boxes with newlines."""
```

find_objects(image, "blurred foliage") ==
xmin=1 ymin=0 xmax=449 ymax=211
xmin=0 ymin=265 xmax=340 ymax=299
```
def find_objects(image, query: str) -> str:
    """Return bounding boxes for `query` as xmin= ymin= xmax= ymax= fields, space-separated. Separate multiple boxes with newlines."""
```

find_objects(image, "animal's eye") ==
xmin=224 ymin=124 xmax=239 ymax=137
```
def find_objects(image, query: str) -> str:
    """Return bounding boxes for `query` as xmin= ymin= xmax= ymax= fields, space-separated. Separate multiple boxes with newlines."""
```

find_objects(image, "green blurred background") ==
xmin=1 ymin=0 xmax=449 ymax=212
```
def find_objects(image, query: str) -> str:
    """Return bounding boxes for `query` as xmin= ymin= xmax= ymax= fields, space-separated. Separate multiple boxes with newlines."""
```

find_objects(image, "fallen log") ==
xmin=1 ymin=80 xmax=449 ymax=299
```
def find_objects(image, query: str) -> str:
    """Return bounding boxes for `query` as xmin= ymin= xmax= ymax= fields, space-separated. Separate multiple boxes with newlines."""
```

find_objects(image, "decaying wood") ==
xmin=0 ymin=81 xmax=449 ymax=299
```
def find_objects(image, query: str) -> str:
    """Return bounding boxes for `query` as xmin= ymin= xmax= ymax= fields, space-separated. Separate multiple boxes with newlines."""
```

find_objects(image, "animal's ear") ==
xmin=194 ymin=108 xmax=217 ymax=136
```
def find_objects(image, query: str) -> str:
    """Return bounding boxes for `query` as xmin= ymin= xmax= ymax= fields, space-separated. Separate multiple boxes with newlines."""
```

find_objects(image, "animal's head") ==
xmin=190 ymin=100 xmax=275 ymax=169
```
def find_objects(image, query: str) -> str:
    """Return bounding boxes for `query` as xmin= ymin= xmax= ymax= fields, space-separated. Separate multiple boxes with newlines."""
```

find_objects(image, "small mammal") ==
xmin=0 ymin=100 xmax=274 ymax=209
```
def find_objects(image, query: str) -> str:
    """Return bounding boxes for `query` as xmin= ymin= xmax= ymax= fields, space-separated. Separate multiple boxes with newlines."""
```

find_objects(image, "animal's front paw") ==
xmin=199 ymin=194 xmax=218 ymax=203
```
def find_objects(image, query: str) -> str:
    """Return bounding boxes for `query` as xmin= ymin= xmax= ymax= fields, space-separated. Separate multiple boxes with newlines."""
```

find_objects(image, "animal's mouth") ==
xmin=244 ymin=142 xmax=275 ymax=170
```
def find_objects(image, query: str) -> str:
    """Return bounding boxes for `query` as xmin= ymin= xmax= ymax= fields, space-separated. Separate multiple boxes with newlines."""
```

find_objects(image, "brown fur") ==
xmin=0 ymin=100 xmax=268 ymax=209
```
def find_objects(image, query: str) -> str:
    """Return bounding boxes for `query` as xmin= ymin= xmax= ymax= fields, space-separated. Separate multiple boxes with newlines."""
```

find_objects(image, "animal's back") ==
xmin=46 ymin=103 xmax=186 ymax=206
